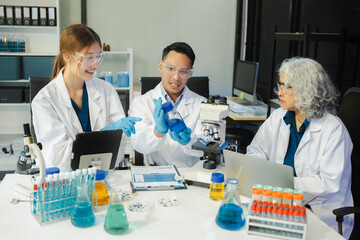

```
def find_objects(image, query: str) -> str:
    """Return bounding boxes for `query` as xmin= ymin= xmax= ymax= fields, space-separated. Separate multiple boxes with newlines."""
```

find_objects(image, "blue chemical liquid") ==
xmin=104 ymin=204 xmax=129 ymax=235
xmin=167 ymin=118 xmax=186 ymax=133
xmin=216 ymin=203 xmax=245 ymax=230
xmin=71 ymin=201 xmax=95 ymax=228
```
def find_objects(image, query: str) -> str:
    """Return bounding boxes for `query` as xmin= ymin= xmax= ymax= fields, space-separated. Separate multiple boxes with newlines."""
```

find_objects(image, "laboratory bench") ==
xmin=0 ymin=166 xmax=345 ymax=240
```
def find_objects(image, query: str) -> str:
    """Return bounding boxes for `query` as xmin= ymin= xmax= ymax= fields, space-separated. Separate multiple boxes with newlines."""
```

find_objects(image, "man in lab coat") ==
xmin=129 ymin=42 xmax=206 ymax=167
xmin=246 ymin=57 xmax=354 ymax=238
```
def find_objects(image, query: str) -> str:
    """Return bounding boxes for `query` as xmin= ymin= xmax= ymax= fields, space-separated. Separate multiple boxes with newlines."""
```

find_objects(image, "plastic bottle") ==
xmin=94 ymin=170 xmax=110 ymax=206
xmin=209 ymin=173 xmax=225 ymax=200
xmin=283 ymin=192 xmax=293 ymax=206
xmin=215 ymin=178 xmax=245 ymax=230
xmin=71 ymin=183 xmax=95 ymax=228
xmin=162 ymin=102 xmax=186 ymax=133
xmin=104 ymin=190 xmax=129 ymax=235
xmin=272 ymin=190 xmax=282 ymax=205
xmin=293 ymin=193 xmax=304 ymax=207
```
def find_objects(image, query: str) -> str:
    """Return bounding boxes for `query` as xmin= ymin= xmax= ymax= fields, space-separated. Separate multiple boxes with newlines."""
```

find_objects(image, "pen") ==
xmin=129 ymin=181 xmax=136 ymax=196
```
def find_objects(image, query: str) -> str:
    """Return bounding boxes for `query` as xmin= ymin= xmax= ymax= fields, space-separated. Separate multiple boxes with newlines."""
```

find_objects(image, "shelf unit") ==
xmin=96 ymin=48 xmax=134 ymax=157
xmin=0 ymin=0 xmax=60 ymax=171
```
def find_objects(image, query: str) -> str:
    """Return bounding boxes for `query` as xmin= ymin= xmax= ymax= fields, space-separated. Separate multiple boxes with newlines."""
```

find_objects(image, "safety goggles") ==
xmin=72 ymin=52 xmax=104 ymax=67
xmin=276 ymin=80 xmax=293 ymax=94
xmin=161 ymin=62 xmax=193 ymax=80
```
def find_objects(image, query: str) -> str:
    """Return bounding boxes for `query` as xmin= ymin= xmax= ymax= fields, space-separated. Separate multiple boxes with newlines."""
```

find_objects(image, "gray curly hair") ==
xmin=278 ymin=57 xmax=340 ymax=120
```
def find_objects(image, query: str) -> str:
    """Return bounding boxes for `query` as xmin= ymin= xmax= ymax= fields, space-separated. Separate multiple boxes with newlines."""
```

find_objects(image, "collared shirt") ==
xmin=283 ymin=111 xmax=309 ymax=176
xmin=70 ymin=84 xmax=91 ymax=132
xmin=160 ymin=83 xmax=184 ymax=110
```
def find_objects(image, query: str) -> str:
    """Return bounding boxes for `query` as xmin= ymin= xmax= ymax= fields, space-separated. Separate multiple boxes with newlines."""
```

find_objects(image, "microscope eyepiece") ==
xmin=23 ymin=123 xmax=31 ymax=137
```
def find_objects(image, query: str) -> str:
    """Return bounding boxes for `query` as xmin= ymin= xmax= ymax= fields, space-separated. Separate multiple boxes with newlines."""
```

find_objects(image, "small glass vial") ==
xmin=162 ymin=102 xmax=186 ymax=133
xmin=209 ymin=173 xmax=225 ymax=200
xmin=293 ymin=193 xmax=304 ymax=207
xmin=94 ymin=170 xmax=110 ymax=206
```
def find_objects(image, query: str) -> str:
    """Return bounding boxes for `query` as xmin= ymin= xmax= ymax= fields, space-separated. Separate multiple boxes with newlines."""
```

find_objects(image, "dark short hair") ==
xmin=162 ymin=42 xmax=195 ymax=67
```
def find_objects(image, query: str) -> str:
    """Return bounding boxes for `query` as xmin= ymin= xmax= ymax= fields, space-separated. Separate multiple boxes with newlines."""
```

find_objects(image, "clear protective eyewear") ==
xmin=161 ymin=62 xmax=194 ymax=79
xmin=276 ymin=80 xmax=293 ymax=94
xmin=72 ymin=52 xmax=104 ymax=67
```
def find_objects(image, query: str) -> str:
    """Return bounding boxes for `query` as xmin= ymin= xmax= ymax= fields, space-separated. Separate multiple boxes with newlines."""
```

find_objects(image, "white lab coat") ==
xmin=247 ymin=107 xmax=354 ymax=238
xmin=128 ymin=83 xmax=206 ymax=167
xmin=32 ymin=69 xmax=126 ymax=172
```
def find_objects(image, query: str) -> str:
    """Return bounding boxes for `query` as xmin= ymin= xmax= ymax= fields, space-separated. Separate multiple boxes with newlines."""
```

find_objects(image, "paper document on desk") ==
xmin=228 ymin=100 xmax=267 ymax=116
xmin=130 ymin=165 xmax=186 ymax=190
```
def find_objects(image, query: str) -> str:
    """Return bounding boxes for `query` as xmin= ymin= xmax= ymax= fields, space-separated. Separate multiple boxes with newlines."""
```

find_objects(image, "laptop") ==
xmin=223 ymin=150 xmax=316 ymax=204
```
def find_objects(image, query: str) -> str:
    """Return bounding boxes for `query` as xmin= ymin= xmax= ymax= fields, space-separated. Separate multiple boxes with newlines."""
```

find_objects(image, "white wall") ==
xmin=0 ymin=0 xmax=236 ymax=170
xmin=64 ymin=0 xmax=237 ymax=96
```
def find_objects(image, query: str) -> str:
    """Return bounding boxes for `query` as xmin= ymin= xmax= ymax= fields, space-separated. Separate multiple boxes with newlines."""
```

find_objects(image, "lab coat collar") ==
xmin=296 ymin=114 xmax=323 ymax=153
xmin=154 ymin=83 xmax=195 ymax=119
xmin=54 ymin=69 xmax=83 ymax=132
xmin=85 ymin=78 xmax=101 ymax=129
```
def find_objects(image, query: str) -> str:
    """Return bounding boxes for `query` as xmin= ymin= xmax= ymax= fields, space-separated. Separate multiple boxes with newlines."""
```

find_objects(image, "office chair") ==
xmin=133 ymin=76 xmax=210 ymax=165
xmin=29 ymin=77 xmax=51 ymax=142
xmin=332 ymin=87 xmax=360 ymax=239
xmin=140 ymin=76 xmax=210 ymax=98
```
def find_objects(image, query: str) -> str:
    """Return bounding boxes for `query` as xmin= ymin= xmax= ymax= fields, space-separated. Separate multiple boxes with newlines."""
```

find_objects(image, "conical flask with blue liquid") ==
xmin=71 ymin=183 xmax=95 ymax=228
xmin=215 ymin=178 xmax=245 ymax=230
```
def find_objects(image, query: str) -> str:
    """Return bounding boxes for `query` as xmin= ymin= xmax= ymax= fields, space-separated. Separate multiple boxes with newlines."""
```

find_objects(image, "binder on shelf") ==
xmin=23 ymin=7 xmax=30 ymax=26
xmin=0 ymin=6 xmax=5 ymax=25
xmin=31 ymin=7 xmax=39 ymax=26
xmin=14 ymin=7 xmax=22 ymax=25
xmin=47 ymin=7 xmax=56 ymax=26
xmin=39 ymin=7 xmax=46 ymax=26
xmin=5 ymin=6 xmax=13 ymax=25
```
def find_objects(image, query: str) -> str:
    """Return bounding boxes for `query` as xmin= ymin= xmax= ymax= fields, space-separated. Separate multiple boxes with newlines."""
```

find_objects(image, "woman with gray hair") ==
xmin=247 ymin=57 xmax=354 ymax=238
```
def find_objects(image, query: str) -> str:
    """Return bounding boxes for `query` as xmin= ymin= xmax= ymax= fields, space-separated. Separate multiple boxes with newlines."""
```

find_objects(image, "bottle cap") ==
xmin=45 ymin=167 xmax=60 ymax=176
xmin=284 ymin=188 xmax=294 ymax=194
xmin=263 ymin=185 xmax=273 ymax=191
xmin=252 ymin=188 xmax=262 ymax=195
xmin=283 ymin=192 xmax=293 ymax=200
xmin=252 ymin=184 xmax=263 ymax=189
xmin=262 ymin=189 xmax=272 ymax=196
xmin=96 ymin=170 xmax=106 ymax=181
xmin=272 ymin=190 xmax=282 ymax=198
xmin=211 ymin=173 xmax=224 ymax=183
xmin=162 ymin=102 xmax=173 ymax=113
xmin=293 ymin=193 xmax=304 ymax=200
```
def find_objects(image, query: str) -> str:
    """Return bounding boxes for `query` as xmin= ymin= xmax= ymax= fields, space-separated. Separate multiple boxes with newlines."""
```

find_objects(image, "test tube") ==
xmin=293 ymin=193 xmax=304 ymax=207
xmin=250 ymin=200 xmax=257 ymax=215
xmin=262 ymin=189 xmax=272 ymax=204
xmin=272 ymin=190 xmax=282 ymax=205
xmin=282 ymin=192 xmax=293 ymax=206
xmin=300 ymin=206 xmax=306 ymax=224
xmin=81 ymin=168 xmax=88 ymax=184
xmin=251 ymin=187 xmax=262 ymax=202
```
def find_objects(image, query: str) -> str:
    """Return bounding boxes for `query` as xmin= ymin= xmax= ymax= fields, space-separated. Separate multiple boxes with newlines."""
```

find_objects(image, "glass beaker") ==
xmin=104 ymin=190 xmax=129 ymax=235
xmin=215 ymin=178 xmax=245 ymax=230
xmin=71 ymin=183 xmax=95 ymax=228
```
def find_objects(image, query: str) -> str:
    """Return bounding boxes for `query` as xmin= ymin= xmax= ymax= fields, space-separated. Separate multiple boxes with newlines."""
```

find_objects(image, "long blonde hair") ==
xmin=52 ymin=24 xmax=101 ymax=79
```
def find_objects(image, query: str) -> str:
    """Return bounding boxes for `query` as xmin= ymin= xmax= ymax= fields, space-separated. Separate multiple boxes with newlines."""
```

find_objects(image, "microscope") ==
xmin=16 ymin=123 xmax=46 ymax=183
xmin=192 ymin=96 xmax=233 ymax=169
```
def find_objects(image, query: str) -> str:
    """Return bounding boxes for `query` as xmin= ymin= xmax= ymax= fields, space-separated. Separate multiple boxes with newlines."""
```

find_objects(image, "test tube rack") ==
xmin=246 ymin=214 xmax=307 ymax=240
xmin=30 ymin=191 xmax=97 ymax=226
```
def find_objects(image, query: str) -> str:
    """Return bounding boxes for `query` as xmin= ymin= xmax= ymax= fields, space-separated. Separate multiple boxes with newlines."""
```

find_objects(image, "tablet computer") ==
xmin=71 ymin=129 xmax=123 ymax=171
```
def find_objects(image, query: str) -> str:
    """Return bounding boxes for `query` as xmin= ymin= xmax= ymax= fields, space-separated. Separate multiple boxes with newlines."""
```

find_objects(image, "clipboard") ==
xmin=130 ymin=165 xmax=187 ymax=191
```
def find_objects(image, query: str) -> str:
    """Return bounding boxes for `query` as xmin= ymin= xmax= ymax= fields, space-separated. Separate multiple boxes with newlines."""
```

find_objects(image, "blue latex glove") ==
xmin=101 ymin=117 xmax=142 ymax=137
xmin=153 ymin=97 xmax=168 ymax=135
xmin=169 ymin=127 xmax=192 ymax=145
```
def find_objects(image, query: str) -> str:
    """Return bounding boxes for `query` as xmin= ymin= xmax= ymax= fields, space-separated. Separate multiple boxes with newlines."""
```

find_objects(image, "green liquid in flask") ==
xmin=104 ymin=203 xmax=129 ymax=235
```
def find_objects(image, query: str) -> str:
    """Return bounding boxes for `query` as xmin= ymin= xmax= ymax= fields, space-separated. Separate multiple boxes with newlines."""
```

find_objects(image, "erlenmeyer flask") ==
xmin=71 ymin=183 xmax=95 ymax=228
xmin=215 ymin=178 xmax=245 ymax=230
xmin=104 ymin=190 xmax=129 ymax=235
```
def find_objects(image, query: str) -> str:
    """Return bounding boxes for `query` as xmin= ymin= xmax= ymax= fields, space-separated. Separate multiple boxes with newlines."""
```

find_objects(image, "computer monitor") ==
xmin=71 ymin=130 xmax=123 ymax=171
xmin=233 ymin=60 xmax=259 ymax=105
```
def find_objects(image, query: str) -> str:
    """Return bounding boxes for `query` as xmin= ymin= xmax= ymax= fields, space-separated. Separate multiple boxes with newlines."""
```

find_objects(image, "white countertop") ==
xmin=0 ymin=168 xmax=344 ymax=240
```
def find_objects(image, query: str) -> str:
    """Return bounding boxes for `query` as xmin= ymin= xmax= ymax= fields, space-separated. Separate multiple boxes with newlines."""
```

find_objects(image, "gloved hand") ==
xmin=101 ymin=117 xmax=142 ymax=137
xmin=153 ymin=97 xmax=168 ymax=135
xmin=169 ymin=127 xmax=192 ymax=145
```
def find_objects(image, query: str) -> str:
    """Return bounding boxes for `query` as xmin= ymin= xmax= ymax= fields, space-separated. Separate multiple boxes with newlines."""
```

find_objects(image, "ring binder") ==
xmin=5 ymin=6 xmax=14 ymax=25
xmin=14 ymin=7 xmax=22 ymax=25
xmin=31 ymin=7 xmax=38 ymax=26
